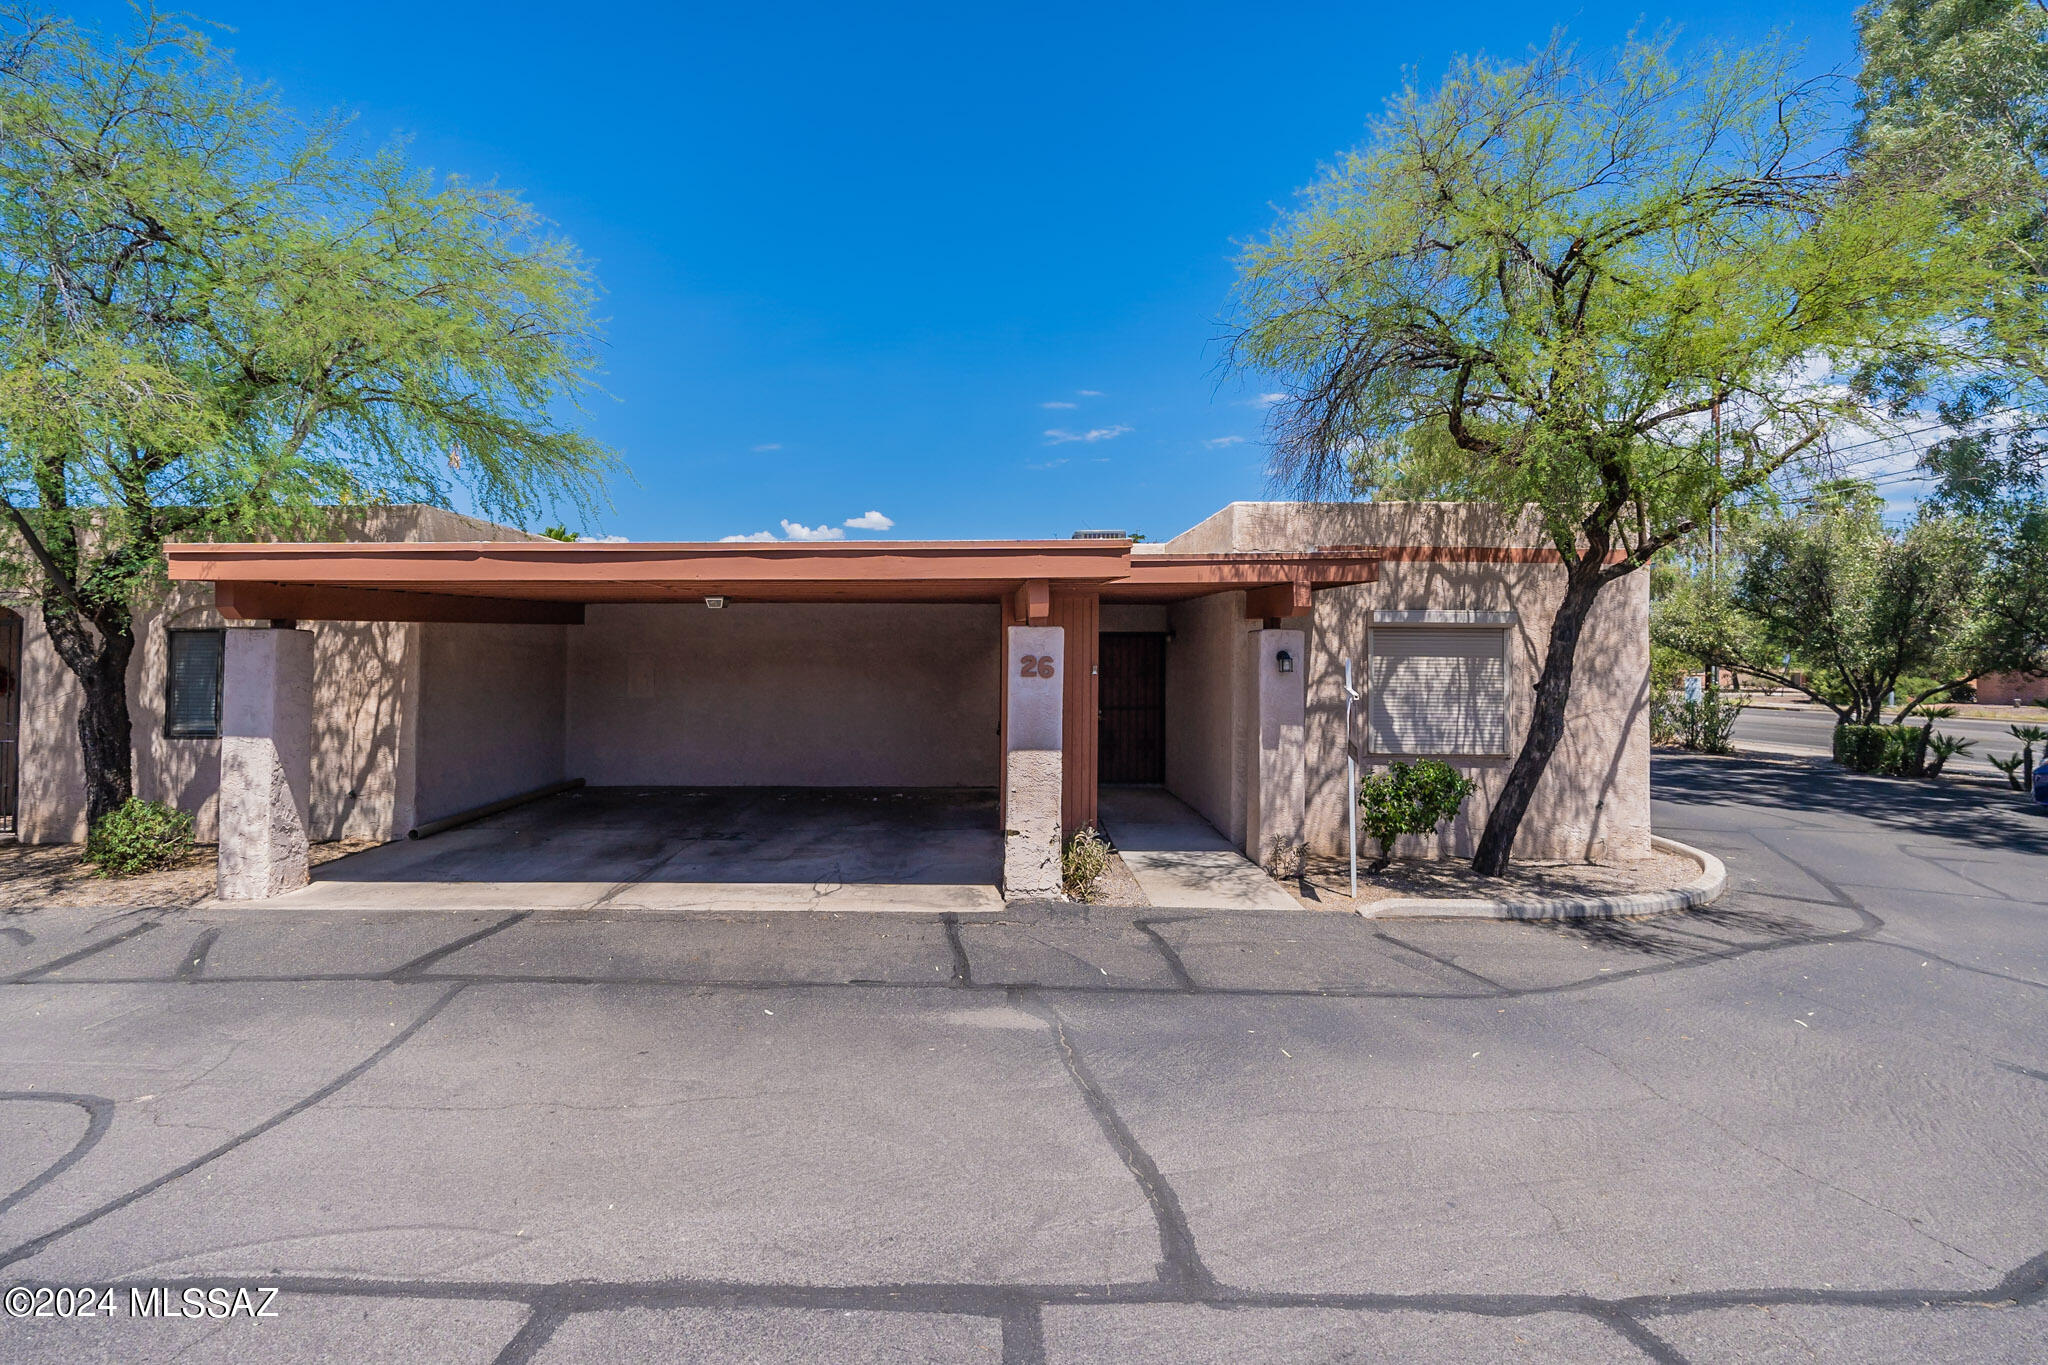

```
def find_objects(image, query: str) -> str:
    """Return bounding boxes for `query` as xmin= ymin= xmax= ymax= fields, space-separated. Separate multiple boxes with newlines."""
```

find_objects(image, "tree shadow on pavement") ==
xmin=1653 ymin=752 xmax=2048 ymax=860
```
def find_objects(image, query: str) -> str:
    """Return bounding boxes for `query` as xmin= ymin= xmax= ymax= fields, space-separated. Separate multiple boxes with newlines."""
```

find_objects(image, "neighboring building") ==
xmin=3 ymin=500 xmax=1650 ymax=899
xmin=1976 ymin=670 xmax=2048 ymax=707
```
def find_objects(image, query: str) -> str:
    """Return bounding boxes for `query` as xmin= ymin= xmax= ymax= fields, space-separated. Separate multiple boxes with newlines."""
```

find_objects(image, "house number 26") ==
xmin=1019 ymin=655 xmax=1056 ymax=679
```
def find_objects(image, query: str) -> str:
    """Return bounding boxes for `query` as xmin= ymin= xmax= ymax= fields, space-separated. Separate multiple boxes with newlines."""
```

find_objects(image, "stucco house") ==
xmin=1 ymin=500 xmax=1649 ymax=901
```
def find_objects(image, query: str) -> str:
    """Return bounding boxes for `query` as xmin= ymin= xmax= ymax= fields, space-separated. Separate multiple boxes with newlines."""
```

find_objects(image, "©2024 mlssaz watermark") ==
xmin=5 ymin=1284 xmax=282 ymax=1320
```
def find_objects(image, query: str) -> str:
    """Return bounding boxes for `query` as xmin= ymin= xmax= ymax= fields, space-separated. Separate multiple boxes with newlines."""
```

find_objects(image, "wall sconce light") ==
xmin=1276 ymin=649 xmax=1294 ymax=674
xmin=704 ymin=596 xmax=727 ymax=609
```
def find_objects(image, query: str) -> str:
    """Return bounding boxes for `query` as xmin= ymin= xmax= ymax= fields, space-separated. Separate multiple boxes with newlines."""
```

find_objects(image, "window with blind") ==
xmin=165 ymin=629 xmax=225 ymax=739
xmin=1366 ymin=626 xmax=1508 ymax=756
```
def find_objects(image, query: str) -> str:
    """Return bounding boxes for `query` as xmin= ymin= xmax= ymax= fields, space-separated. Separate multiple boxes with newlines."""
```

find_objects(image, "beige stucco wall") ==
xmin=565 ymin=603 xmax=1001 ymax=788
xmin=15 ymin=587 xmax=418 ymax=844
xmin=9 ymin=504 xmax=545 ymax=844
xmin=1162 ymin=501 xmax=1652 ymax=863
xmin=1162 ymin=591 xmax=1252 ymax=845
xmin=414 ymin=622 xmax=569 ymax=824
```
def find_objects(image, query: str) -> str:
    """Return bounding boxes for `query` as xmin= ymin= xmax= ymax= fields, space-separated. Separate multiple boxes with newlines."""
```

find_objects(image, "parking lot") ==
xmin=0 ymin=753 xmax=2044 ymax=1363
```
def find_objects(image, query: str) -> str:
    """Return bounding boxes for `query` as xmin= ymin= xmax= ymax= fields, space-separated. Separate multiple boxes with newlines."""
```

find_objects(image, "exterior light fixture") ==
xmin=1276 ymin=649 xmax=1294 ymax=673
xmin=704 ymin=596 xmax=726 ymax=609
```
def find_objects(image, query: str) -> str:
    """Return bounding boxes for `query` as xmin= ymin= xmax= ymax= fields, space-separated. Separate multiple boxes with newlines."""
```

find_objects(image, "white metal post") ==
xmin=1344 ymin=657 xmax=1359 ymax=899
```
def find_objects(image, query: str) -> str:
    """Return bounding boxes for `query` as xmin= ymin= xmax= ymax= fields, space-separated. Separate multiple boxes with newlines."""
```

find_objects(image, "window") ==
xmin=1367 ymin=625 xmax=1508 ymax=756
xmin=165 ymin=629 xmax=225 ymax=739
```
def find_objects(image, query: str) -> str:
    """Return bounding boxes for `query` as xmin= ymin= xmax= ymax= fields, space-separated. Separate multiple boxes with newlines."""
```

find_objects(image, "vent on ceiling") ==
xmin=1070 ymin=529 xmax=1128 ymax=540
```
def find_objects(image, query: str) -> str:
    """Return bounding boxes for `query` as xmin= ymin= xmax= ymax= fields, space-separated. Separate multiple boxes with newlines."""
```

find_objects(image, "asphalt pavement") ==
xmin=0 ymin=754 xmax=2044 ymax=1363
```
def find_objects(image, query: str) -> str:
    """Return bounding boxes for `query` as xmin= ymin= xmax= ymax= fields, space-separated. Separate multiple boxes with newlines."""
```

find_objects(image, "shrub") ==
xmin=1061 ymin=826 xmax=1111 ymax=900
xmin=1832 ymin=724 xmax=1928 ymax=777
xmin=1652 ymin=691 xmax=1747 ymax=754
xmin=1925 ymin=732 xmax=1975 ymax=778
xmin=1358 ymin=759 xmax=1476 ymax=870
xmin=82 ymin=798 xmax=195 ymax=877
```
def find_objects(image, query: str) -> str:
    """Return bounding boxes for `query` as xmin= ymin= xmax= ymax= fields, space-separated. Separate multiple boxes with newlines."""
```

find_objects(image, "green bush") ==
xmin=1832 ymin=724 xmax=1928 ymax=777
xmin=1358 ymin=759 xmax=1477 ymax=869
xmin=82 ymin=798 xmax=195 ymax=877
xmin=1061 ymin=826 xmax=1111 ymax=900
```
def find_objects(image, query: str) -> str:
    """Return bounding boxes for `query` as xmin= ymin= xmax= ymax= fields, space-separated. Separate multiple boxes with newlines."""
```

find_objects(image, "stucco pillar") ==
xmin=217 ymin=627 xmax=314 ymax=900
xmin=1003 ymin=624 xmax=1064 ymax=899
xmin=1245 ymin=627 xmax=1306 ymax=869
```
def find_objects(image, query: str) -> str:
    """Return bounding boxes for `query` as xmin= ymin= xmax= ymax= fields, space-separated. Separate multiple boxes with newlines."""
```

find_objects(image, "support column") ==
xmin=217 ymin=627 xmax=314 ymax=900
xmin=1002 ymin=624 xmax=1064 ymax=899
xmin=1245 ymin=627 xmax=1306 ymax=869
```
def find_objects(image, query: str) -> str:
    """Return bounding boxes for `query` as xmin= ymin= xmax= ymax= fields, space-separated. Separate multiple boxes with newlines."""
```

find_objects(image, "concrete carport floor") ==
xmin=263 ymin=788 xmax=1004 ymax=912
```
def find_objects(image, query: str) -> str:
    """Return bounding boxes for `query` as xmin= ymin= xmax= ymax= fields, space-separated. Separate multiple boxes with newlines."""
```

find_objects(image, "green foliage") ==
xmin=1854 ymin=0 xmax=2048 ymax=510
xmin=0 ymin=9 xmax=616 ymax=819
xmin=1655 ymin=484 xmax=2048 ymax=724
xmin=1990 ymin=750 xmax=2029 ymax=789
xmin=1925 ymin=731 xmax=1976 ymax=778
xmin=1653 ymin=692 xmax=1748 ymax=755
xmin=1230 ymin=33 xmax=1974 ymax=872
xmin=1833 ymin=724 xmax=1931 ymax=777
xmin=82 ymin=798 xmax=194 ymax=876
xmin=1357 ymin=761 xmax=1477 ymax=866
xmin=1061 ymin=827 xmax=1111 ymax=900
xmin=1232 ymin=35 xmax=1967 ymax=552
xmin=538 ymin=524 xmax=579 ymax=542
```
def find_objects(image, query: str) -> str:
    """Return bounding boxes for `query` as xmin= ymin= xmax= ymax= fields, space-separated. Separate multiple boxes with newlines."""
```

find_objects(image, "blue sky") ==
xmin=77 ymin=1 xmax=1863 ymax=542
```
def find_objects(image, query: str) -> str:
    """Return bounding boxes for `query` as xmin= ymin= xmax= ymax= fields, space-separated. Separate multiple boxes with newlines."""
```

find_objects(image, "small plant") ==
xmin=1654 ymin=691 xmax=1748 ymax=754
xmin=1833 ymin=724 xmax=1929 ymax=777
xmin=1358 ymin=760 xmax=1477 ymax=871
xmin=82 ymin=799 xmax=195 ymax=877
xmin=1990 ymin=752 xmax=2028 ymax=790
xmin=1263 ymin=839 xmax=1306 ymax=881
xmin=2009 ymin=725 xmax=2048 ymax=779
xmin=1925 ymin=732 xmax=1975 ymax=779
xmin=1061 ymin=826 xmax=1111 ymax=900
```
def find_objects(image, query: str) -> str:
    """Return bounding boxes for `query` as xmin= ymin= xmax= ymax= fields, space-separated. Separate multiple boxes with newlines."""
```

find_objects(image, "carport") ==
xmin=164 ymin=537 xmax=1382 ymax=904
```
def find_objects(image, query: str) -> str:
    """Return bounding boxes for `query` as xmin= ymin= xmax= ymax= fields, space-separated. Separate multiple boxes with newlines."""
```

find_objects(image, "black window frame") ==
xmin=164 ymin=628 xmax=225 ymax=739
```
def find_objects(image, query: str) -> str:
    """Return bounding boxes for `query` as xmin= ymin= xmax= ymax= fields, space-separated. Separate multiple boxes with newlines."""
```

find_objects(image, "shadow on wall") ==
xmin=1291 ymin=505 xmax=1652 ymax=864
xmin=310 ymin=620 xmax=413 ymax=840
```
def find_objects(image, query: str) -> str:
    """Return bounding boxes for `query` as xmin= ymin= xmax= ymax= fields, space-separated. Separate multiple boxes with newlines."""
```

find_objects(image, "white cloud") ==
xmin=1077 ymin=389 xmax=1103 ymax=397
xmin=751 ymin=442 xmax=783 ymax=452
xmin=1043 ymin=425 xmax=1132 ymax=445
xmin=721 ymin=530 xmax=779 ymax=543
xmin=1204 ymin=435 xmax=1246 ymax=448
xmin=843 ymin=510 xmax=894 ymax=531
xmin=1027 ymin=458 xmax=1071 ymax=471
xmin=780 ymin=519 xmax=845 ymax=541
xmin=592 ymin=534 xmax=630 ymax=543
xmin=1039 ymin=400 xmax=1077 ymax=410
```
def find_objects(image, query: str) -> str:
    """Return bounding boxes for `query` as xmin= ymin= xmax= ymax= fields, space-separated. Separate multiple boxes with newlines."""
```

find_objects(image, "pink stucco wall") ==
xmin=565 ymin=603 xmax=1001 ymax=788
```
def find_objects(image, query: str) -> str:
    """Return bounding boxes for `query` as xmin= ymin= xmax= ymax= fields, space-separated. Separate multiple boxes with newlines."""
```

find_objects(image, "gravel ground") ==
xmin=1289 ymin=845 xmax=1701 ymax=911
xmin=0 ymin=840 xmax=380 ymax=910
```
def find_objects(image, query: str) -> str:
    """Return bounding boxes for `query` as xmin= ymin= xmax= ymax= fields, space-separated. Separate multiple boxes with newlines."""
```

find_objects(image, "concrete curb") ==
xmin=1358 ymin=835 xmax=1727 ymax=922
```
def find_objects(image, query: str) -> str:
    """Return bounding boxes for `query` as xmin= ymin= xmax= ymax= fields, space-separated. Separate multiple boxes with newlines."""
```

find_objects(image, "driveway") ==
xmin=276 ymin=786 xmax=1004 ymax=912
xmin=0 ymin=754 xmax=2044 ymax=1362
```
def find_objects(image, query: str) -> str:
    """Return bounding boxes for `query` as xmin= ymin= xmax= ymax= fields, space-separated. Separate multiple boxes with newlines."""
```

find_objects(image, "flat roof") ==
xmin=164 ymin=538 xmax=1385 ymax=623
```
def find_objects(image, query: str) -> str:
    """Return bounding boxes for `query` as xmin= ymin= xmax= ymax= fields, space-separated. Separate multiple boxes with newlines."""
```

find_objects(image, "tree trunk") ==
xmin=39 ymin=595 xmax=135 ymax=829
xmin=1472 ymin=559 xmax=1610 ymax=877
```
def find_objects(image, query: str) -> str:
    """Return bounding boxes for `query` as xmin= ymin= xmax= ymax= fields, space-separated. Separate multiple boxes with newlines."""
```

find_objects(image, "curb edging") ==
xmin=1359 ymin=835 xmax=1727 ymax=922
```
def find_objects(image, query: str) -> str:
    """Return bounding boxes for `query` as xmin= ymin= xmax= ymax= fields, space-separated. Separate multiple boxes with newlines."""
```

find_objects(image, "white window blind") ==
xmin=165 ymin=629 xmax=224 ymax=739
xmin=1367 ymin=626 xmax=1508 ymax=756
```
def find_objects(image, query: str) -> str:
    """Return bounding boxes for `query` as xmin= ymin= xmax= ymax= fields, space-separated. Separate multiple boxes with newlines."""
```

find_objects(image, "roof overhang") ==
xmin=164 ymin=539 xmax=1384 ymax=624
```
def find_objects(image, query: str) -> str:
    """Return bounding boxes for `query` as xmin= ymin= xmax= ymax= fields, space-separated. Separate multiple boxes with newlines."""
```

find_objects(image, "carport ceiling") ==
xmin=165 ymin=539 xmax=1383 ymax=623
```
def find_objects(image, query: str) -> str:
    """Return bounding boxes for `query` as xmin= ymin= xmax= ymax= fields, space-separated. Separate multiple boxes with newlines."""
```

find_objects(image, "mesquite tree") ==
xmin=1230 ymin=36 xmax=1969 ymax=873
xmin=0 ymin=10 xmax=613 ymax=826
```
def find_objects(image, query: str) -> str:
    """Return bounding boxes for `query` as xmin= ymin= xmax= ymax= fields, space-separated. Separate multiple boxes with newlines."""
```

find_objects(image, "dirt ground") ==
xmin=1072 ymin=849 xmax=1149 ymax=907
xmin=1288 ymin=845 xmax=1702 ymax=913
xmin=0 ymin=840 xmax=380 ymax=910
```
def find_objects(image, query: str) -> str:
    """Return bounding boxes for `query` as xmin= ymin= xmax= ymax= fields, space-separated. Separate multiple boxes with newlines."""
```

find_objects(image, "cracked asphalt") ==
xmin=0 ymin=753 xmax=2044 ymax=1363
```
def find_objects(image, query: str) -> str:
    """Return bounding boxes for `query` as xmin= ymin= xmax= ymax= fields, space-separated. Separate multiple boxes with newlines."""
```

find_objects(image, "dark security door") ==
xmin=1098 ymin=632 xmax=1165 ymax=784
